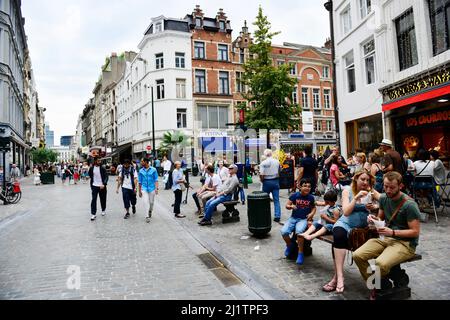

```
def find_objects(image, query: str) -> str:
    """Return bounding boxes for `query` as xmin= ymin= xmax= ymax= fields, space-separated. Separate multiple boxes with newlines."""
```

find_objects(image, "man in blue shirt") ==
xmin=138 ymin=158 xmax=159 ymax=223
xmin=281 ymin=179 xmax=316 ymax=265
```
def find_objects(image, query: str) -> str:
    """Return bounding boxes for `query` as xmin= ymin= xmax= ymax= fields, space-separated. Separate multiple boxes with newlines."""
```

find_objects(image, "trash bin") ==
xmin=247 ymin=191 xmax=271 ymax=237
xmin=41 ymin=172 xmax=55 ymax=185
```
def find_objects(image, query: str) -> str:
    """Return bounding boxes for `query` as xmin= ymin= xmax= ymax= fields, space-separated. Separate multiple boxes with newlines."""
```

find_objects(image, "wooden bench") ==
xmin=311 ymin=234 xmax=422 ymax=300
xmin=221 ymin=201 xmax=240 ymax=224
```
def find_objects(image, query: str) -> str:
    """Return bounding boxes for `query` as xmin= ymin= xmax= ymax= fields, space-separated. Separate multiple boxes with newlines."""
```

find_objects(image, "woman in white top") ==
xmin=33 ymin=166 xmax=41 ymax=185
xmin=414 ymin=149 xmax=435 ymax=177
xmin=430 ymin=150 xmax=446 ymax=185
xmin=218 ymin=161 xmax=230 ymax=182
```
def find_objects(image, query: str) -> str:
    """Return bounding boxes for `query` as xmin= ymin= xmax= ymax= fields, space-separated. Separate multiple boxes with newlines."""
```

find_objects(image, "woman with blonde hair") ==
xmin=322 ymin=170 xmax=380 ymax=294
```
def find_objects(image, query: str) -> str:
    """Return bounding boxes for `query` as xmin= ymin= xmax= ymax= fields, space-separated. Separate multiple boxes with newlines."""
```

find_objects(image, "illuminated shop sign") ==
xmin=405 ymin=109 xmax=450 ymax=128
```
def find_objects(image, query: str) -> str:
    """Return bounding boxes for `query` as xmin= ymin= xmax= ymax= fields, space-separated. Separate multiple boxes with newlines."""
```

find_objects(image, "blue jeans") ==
xmin=263 ymin=179 xmax=281 ymax=219
xmin=204 ymin=194 xmax=232 ymax=221
xmin=414 ymin=182 xmax=441 ymax=207
xmin=280 ymin=217 xmax=308 ymax=237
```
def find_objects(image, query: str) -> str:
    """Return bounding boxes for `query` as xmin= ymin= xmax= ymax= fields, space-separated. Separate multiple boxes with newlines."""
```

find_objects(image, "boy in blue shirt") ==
xmin=282 ymin=179 xmax=316 ymax=265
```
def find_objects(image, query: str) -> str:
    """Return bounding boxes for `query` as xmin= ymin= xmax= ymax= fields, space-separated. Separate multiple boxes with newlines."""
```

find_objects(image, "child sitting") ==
xmin=300 ymin=190 xmax=341 ymax=241
xmin=281 ymin=179 xmax=316 ymax=265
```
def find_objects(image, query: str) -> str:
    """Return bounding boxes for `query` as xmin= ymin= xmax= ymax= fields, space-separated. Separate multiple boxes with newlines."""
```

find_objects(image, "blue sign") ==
xmin=289 ymin=134 xmax=305 ymax=139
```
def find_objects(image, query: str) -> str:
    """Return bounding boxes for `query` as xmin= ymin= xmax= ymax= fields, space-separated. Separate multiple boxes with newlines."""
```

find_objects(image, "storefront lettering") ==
xmin=406 ymin=110 xmax=450 ymax=127
xmin=386 ymin=70 xmax=450 ymax=101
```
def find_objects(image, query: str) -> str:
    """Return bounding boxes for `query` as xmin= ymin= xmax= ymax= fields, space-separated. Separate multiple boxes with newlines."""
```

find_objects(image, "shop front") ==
xmin=382 ymin=63 xmax=450 ymax=160
xmin=345 ymin=114 xmax=384 ymax=156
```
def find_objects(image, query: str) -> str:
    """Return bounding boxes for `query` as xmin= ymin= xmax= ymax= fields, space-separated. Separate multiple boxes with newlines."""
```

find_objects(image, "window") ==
xmin=195 ymin=70 xmax=206 ymax=93
xmin=197 ymin=106 xmax=228 ymax=129
xmin=314 ymin=121 xmax=322 ymax=132
xmin=176 ymin=79 xmax=186 ymax=99
xmin=155 ymin=22 xmax=162 ymax=33
xmin=396 ymin=8 xmax=418 ymax=71
xmin=289 ymin=62 xmax=297 ymax=75
xmin=302 ymin=88 xmax=310 ymax=109
xmin=194 ymin=41 xmax=205 ymax=59
xmin=313 ymin=89 xmax=320 ymax=109
xmin=177 ymin=109 xmax=187 ymax=128
xmin=363 ymin=39 xmax=376 ymax=84
xmin=360 ymin=0 xmax=372 ymax=19
xmin=292 ymin=86 xmax=298 ymax=104
xmin=429 ymin=0 xmax=450 ymax=56
xmin=219 ymin=71 xmax=229 ymax=95
xmin=326 ymin=120 xmax=333 ymax=132
xmin=277 ymin=60 xmax=285 ymax=67
xmin=324 ymin=89 xmax=331 ymax=109
xmin=175 ymin=52 xmax=185 ymax=68
xmin=155 ymin=53 xmax=164 ymax=69
xmin=219 ymin=21 xmax=226 ymax=30
xmin=236 ymin=71 xmax=244 ymax=93
xmin=195 ymin=18 xmax=202 ymax=28
xmin=341 ymin=6 xmax=352 ymax=35
xmin=218 ymin=44 xmax=228 ymax=61
xmin=239 ymin=48 xmax=245 ymax=63
xmin=156 ymin=79 xmax=165 ymax=99
xmin=323 ymin=66 xmax=330 ymax=78
xmin=344 ymin=51 xmax=356 ymax=92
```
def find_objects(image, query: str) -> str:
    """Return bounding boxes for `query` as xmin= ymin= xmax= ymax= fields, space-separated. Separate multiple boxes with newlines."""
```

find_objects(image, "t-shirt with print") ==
xmin=379 ymin=193 xmax=421 ymax=249
xmin=289 ymin=192 xmax=315 ymax=219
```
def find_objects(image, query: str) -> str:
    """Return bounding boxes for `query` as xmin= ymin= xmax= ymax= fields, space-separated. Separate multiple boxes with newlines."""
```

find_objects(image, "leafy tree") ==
xmin=31 ymin=148 xmax=58 ymax=164
xmin=242 ymin=6 xmax=300 ymax=146
xmin=159 ymin=131 xmax=191 ymax=158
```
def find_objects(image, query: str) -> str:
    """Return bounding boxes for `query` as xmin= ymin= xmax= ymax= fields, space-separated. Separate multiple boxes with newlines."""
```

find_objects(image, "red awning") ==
xmin=382 ymin=84 xmax=450 ymax=112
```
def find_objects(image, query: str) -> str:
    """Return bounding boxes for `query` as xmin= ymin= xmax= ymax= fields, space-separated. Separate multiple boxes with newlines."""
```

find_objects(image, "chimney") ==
xmin=324 ymin=38 xmax=332 ymax=49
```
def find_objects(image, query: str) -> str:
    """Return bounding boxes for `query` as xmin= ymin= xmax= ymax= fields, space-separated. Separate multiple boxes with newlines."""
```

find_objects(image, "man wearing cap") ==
xmin=199 ymin=164 xmax=239 ymax=226
xmin=379 ymin=139 xmax=403 ymax=174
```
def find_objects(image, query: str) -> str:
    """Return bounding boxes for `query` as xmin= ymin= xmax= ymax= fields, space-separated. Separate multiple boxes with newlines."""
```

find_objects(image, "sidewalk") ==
xmin=161 ymin=174 xmax=450 ymax=300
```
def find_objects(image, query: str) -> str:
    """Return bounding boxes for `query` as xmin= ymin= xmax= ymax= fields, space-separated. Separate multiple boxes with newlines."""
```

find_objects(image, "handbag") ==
xmin=348 ymin=196 xmax=408 ymax=251
xmin=180 ymin=183 xmax=186 ymax=192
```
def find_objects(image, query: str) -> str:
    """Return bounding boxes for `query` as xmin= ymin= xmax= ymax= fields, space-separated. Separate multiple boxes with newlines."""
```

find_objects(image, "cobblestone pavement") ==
xmin=0 ymin=177 xmax=259 ymax=300
xmin=166 ymin=175 xmax=450 ymax=300
xmin=1 ymin=175 xmax=449 ymax=300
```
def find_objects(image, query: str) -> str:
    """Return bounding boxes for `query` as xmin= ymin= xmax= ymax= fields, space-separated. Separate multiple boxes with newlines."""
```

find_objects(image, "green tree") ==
xmin=158 ymin=131 xmax=191 ymax=156
xmin=242 ymin=6 xmax=300 ymax=146
xmin=31 ymin=148 xmax=58 ymax=164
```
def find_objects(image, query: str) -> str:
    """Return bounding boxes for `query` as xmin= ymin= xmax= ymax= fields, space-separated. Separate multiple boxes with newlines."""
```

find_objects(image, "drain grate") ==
xmin=211 ymin=268 xmax=242 ymax=288
xmin=198 ymin=253 xmax=223 ymax=269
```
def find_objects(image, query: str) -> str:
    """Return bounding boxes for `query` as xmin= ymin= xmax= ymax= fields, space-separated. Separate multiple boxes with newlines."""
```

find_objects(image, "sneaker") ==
xmin=274 ymin=217 xmax=280 ymax=223
xmin=101 ymin=211 xmax=106 ymax=216
xmin=124 ymin=213 xmax=130 ymax=219
xmin=284 ymin=244 xmax=295 ymax=257
xmin=198 ymin=219 xmax=212 ymax=226
xmin=296 ymin=252 xmax=304 ymax=265
xmin=198 ymin=213 xmax=205 ymax=219
xmin=146 ymin=217 xmax=151 ymax=223
xmin=148 ymin=211 xmax=152 ymax=218
xmin=132 ymin=206 xmax=136 ymax=214
xmin=90 ymin=215 xmax=96 ymax=221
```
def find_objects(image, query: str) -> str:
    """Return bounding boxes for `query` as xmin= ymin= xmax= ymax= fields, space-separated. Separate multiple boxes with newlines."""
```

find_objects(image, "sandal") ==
xmin=336 ymin=282 xmax=345 ymax=294
xmin=322 ymin=281 xmax=337 ymax=292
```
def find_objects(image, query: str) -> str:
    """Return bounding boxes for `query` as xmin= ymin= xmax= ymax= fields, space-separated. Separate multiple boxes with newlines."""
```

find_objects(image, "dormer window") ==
xmin=195 ymin=18 xmax=202 ymax=27
xmin=155 ymin=22 xmax=162 ymax=33
xmin=219 ymin=21 xmax=226 ymax=30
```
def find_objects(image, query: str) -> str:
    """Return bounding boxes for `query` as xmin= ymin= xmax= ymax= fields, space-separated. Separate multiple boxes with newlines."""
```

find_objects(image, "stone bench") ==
xmin=221 ymin=201 xmax=240 ymax=224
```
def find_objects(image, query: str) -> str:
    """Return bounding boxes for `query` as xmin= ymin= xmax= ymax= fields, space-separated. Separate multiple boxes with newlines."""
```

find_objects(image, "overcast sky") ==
xmin=21 ymin=0 xmax=330 ymax=143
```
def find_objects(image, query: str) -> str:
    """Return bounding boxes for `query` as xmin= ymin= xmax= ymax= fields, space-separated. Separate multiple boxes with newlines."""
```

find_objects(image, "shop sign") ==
xmin=384 ymin=68 xmax=450 ymax=101
xmin=405 ymin=110 xmax=450 ymax=127
xmin=198 ymin=130 xmax=228 ymax=138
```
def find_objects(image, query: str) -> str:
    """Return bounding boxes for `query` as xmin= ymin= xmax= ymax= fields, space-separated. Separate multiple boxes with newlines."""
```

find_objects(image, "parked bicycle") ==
xmin=0 ymin=181 xmax=22 ymax=204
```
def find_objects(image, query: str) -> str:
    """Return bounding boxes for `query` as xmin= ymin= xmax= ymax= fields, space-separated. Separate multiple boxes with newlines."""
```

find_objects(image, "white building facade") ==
xmin=117 ymin=16 xmax=194 ymax=159
xmin=333 ymin=0 xmax=450 ymax=158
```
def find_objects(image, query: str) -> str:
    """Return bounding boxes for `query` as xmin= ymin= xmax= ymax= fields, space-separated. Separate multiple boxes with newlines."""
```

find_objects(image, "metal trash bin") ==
xmin=247 ymin=191 xmax=271 ymax=236
xmin=41 ymin=172 xmax=55 ymax=185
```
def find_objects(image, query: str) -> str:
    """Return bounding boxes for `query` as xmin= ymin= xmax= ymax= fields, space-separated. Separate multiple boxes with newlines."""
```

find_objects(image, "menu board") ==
xmin=279 ymin=159 xmax=295 ymax=190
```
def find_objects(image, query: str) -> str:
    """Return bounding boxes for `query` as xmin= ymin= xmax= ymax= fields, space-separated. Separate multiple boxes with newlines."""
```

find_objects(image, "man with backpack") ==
xmin=116 ymin=159 xmax=138 ymax=219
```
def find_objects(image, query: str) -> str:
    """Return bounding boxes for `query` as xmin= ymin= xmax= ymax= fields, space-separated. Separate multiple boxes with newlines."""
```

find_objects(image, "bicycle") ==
xmin=0 ymin=181 xmax=22 ymax=204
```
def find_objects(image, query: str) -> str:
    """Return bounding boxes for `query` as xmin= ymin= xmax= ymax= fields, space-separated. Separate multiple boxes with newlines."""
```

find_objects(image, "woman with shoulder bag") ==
xmin=322 ymin=170 xmax=380 ymax=294
xmin=172 ymin=161 xmax=186 ymax=218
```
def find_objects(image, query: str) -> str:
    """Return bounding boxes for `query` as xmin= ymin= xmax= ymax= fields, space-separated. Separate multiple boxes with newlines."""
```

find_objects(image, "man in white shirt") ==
xmin=116 ymin=159 xmax=138 ymax=219
xmin=192 ymin=165 xmax=222 ymax=218
xmin=259 ymin=149 xmax=281 ymax=222
xmin=162 ymin=156 xmax=172 ymax=190
xmin=88 ymin=157 xmax=109 ymax=221
xmin=218 ymin=161 xmax=230 ymax=182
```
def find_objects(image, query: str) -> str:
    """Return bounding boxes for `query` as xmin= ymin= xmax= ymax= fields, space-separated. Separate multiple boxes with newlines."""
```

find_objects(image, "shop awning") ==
xmin=108 ymin=143 xmax=132 ymax=158
xmin=382 ymin=83 xmax=450 ymax=112
xmin=200 ymin=137 xmax=237 ymax=153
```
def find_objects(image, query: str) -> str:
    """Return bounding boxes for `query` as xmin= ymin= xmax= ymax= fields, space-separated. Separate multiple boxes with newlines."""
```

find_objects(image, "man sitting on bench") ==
xmin=353 ymin=171 xmax=421 ymax=300
xmin=198 ymin=165 xmax=239 ymax=226
xmin=192 ymin=165 xmax=222 ymax=219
